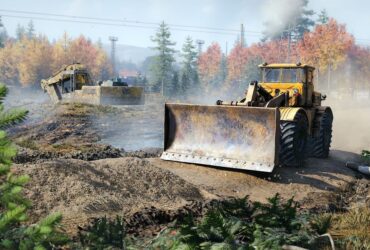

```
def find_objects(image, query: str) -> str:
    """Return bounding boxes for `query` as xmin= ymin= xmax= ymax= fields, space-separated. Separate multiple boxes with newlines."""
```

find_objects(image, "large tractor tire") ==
xmin=279 ymin=112 xmax=308 ymax=167
xmin=308 ymin=109 xmax=333 ymax=158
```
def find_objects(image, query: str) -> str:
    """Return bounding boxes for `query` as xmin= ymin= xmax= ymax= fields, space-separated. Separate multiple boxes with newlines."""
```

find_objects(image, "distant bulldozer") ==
xmin=41 ymin=63 xmax=144 ymax=105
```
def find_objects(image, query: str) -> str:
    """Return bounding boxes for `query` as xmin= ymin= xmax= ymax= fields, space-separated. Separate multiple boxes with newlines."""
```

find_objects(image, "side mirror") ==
xmin=321 ymin=94 xmax=327 ymax=101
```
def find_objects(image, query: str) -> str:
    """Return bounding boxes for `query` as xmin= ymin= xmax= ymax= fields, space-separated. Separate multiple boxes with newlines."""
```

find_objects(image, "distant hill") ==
xmin=103 ymin=44 xmax=156 ymax=64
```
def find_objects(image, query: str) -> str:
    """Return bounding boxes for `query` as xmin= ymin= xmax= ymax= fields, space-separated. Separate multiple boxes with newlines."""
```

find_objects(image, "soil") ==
xmin=7 ymin=97 xmax=370 ymax=238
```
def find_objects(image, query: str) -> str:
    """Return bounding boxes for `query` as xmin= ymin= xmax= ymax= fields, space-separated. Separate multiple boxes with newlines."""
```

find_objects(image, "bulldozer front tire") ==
xmin=309 ymin=110 xmax=333 ymax=158
xmin=279 ymin=112 xmax=308 ymax=167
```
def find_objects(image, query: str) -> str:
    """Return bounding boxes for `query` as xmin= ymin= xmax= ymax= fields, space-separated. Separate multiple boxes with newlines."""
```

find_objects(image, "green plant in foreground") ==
xmin=78 ymin=216 xmax=128 ymax=249
xmin=149 ymin=194 xmax=321 ymax=250
xmin=0 ymin=84 xmax=68 ymax=249
xmin=361 ymin=150 xmax=370 ymax=164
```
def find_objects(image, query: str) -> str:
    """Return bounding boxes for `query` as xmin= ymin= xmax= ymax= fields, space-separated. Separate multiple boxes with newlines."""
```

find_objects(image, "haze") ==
xmin=1 ymin=0 xmax=370 ymax=52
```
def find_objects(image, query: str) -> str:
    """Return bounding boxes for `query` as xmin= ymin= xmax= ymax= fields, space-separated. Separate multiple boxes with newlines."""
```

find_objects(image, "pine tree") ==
xmin=15 ymin=24 xmax=26 ymax=41
xmin=0 ymin=84 xmax=68 ymax=249
xmin=317 ymin=9 xmax=329 ymax=24
xmin=26 ymin=20 xmax=35 ymax=39
xmin=179 ymin=36 xmax=198 ymax=98
xmin=150 ymin=21 xmax=176 ymax=97
xmin=0 ymin=16 xmax=7 ymax=48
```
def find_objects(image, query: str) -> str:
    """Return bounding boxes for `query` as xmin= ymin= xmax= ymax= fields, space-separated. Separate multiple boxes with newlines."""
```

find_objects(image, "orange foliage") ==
xmin=198 ymin=42 xmax=222 ymax=92
xmin=227 ymin=43 xmax=249 ymax=83
xmin=298 ymin=18 xmax=354 ymax=73
xmin=0 ymin=34 xmax=112 ymax=86
xmin=248 ymin=39 xmax=299 ymax=63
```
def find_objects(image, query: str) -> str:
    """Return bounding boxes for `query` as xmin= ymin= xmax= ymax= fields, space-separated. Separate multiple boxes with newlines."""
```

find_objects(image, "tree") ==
xmin=226 ymin=42 xmax=250 ymax=92
xmin=179 ymin=36 xmax=198 ymax=97
xmin=15 ymin=24 xmax=26 ymax=41
xmin=0 ymin=84 xmax=68 ymax=249
xmin=26 ymin=20 xmax=35 ymax=39
xmin=263 ymin=0 xmax=315 ymax=41
xmin=16 ymin=36 xmax=53 ymax=87
xmin=198 ymin=42 xmax=222 ymax=94
xmin=298 ymin=18 xmax=354 ymax=89
xmin=150 ymin=21 xmax=176 ymax=96
xmin=248 ymin=39 xmax=299 ymax=63
xmin=317 ymin=9 xmax=329 ymax=24
xmin=0 ymin=16 xmax=7 ymax=48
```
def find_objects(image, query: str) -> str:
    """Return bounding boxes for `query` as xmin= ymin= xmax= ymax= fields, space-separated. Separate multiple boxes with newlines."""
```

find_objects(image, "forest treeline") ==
xmin=0 ymin=6 xmax=369 ymax=99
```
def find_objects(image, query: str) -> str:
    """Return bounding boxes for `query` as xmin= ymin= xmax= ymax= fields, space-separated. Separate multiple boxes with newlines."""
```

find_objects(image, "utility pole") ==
xmin=286 ymin=24 xmax=292 ymax=63
xmin=240 ymin=23 xmax=246 ymax=47
xmin=109 ymin=36 xmax=118 ymax=76
xmin=196 ymin=39 xmax=205 ymax=56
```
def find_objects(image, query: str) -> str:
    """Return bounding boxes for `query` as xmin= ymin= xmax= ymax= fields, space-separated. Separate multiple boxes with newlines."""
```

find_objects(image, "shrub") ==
xmin=0 ymin=84 xmax=68 ymax=249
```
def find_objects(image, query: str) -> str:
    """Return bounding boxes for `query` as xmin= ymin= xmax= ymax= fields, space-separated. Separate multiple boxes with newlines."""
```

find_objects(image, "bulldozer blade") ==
xmin=161 ymin=104 xmax=280 ymax=172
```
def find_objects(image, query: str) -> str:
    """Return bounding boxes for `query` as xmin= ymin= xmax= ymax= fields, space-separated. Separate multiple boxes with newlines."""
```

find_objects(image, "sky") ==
xmin=0 ymin=0 xmax=370 ymax=52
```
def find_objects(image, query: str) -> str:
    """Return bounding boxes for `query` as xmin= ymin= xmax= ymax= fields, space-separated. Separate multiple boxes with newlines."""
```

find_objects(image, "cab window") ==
xmin=263 ymin=68 xmax=280 ymax=82
xmin=282 ymin=68 xmax=305 ymax=83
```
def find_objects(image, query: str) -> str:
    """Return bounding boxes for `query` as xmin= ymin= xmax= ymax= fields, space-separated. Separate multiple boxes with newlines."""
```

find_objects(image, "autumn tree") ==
xmin=226 ymin=42 xmax=249 ymax=92
xmin=198 ymin=42 xmax=222 ymax=94
xmin=179 ymin=36 xmax=198 ymax=98
xmin=248 ymin=39 xmax=299 ymax=63
xmin=298 ymin=18 xmax=354 ymax=89
xmin=150 ymin=22 xmax=176 ymax=96
xmin=345 ymin=45 xmax=370 ymax=93
xmin=0 ymin=42 xmax=19 ymax=85
xmin=15 ymin=35 xmax=53 ymax=87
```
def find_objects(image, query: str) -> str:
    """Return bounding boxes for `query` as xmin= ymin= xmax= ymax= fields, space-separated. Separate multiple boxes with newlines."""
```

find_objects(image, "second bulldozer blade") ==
xmin=161 ymin=104 xmax=280 ymax=172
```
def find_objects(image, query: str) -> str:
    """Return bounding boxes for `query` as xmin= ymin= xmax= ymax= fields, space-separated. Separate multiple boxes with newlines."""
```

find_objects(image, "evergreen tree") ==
xmin=26 ymin=20 xmax=35 ymax=39
xmin=0 ymin=16 xmax=7 ymax=48
xmin=15 ymin=24 xmax=26 ymax=41
xmin=172 ymin=70 xmax=180 ymax=98
xmin=179 ymin=36 xmax=198 ymax=98
xmin=0 ymin=84 xmax=68 ymax=248
xmin=150 ymin=21 xmax=176 ymax=96
xmin=317 ymin=9 xmax=329 ymax=24
xmin=263 ymin=0 xmax=315 ymax=41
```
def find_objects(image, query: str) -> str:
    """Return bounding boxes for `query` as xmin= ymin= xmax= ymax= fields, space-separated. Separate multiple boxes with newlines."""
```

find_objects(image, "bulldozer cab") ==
xmin=60 ymin=70 xmax=92 ymax=94
xmin=259 ymin=63 xmax=315 ymax=107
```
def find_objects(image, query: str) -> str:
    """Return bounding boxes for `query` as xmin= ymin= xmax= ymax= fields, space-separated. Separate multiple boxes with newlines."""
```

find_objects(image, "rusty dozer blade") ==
xmin=161 ymin=104 xmax=280 ymax=172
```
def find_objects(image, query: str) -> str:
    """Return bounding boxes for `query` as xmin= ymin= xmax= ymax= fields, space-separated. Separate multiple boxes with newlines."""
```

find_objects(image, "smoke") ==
xmin=261 ymin=0 xmax=305 ymax=38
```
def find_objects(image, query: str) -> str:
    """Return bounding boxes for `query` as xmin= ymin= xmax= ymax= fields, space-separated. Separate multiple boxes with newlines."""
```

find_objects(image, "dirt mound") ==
xmin=15 ymin=157 xmax=203 ymax=234
xmin=14 ymin=144 xmax=122 ymax=163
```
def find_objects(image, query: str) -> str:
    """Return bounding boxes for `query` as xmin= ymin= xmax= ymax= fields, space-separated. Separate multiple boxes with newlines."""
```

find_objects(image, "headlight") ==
xmin=293 ymin=88 xmax=299 ymax=94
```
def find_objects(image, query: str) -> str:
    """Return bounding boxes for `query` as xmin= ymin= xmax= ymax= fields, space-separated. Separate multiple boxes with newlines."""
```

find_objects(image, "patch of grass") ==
xmin=51 ymin=143 xmax=91 ymax=153
xmin=330 ymin=207 xmax=370 ymax=250
xmin=15 ymin=138 xmax=39 ymax=150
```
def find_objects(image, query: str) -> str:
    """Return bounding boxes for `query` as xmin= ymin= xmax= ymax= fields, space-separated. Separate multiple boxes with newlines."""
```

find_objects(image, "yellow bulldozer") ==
xmin=161 ymin=63 xmax=333 ymax=172
xmin=41 ymin=63 xmax=144 ymax=105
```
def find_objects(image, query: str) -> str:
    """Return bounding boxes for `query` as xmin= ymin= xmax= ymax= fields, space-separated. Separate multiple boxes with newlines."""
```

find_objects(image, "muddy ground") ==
xmin=7 ymin=93 xmax=370 ymax=237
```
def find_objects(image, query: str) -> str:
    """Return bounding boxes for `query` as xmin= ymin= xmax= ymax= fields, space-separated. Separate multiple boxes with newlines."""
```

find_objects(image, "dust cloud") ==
xmin=327 ymin=98 xmax=370 ymax=154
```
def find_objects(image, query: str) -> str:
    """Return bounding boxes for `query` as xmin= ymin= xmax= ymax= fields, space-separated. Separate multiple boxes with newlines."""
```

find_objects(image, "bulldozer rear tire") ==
xmin=279 ymin=112 xmax=308 ymax=167
xmin=309 ymin=110 xmax=333 ymax=158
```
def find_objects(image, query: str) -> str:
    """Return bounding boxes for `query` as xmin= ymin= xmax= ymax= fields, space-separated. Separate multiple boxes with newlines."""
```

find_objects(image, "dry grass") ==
xmin=330 ymin=207 xmax=370 ymax=250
